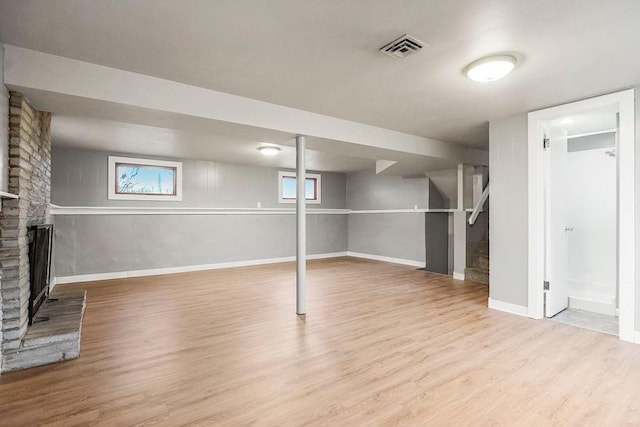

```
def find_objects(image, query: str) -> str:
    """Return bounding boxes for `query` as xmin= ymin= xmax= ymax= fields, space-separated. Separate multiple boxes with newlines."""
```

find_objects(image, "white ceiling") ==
xmin=52 ymin=115 xmax=376 ymax=173
xmin=1 ymin=0 xmax=640 ymax=148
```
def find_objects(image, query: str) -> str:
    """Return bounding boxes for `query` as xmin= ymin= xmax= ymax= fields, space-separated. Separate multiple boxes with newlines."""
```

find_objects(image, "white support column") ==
xmin=453 ymin=210 xmax=467 ymax=280
xmin=453 ymin=163 xmax=466 ymax=280
xmin=457 ymin=163 xmax=465 ymax=210
xmin=296 ymin=135 xmax=306 ymax=315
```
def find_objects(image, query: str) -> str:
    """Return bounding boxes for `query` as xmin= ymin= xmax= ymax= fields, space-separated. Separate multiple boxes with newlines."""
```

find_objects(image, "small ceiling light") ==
xmin=465 ymin=55 xmax=517 ymax=82
xmin=258 ymin=146 xmax=280 ymax=156
xmin=560 ymin=118 xmax=574 ymax=124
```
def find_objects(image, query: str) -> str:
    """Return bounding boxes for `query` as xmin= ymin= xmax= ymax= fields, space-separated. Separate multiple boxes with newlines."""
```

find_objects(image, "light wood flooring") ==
xmin=1 ymin=257 xmax=640 ymax=426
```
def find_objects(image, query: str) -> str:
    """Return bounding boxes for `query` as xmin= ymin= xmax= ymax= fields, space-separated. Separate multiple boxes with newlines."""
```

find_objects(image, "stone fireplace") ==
xmin=0 ymin=91 xmax=85 ymax=372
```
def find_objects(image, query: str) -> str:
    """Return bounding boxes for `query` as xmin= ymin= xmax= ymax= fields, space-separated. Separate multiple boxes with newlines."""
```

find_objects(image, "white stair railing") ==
xmin=468 ymin=182 xmax=489 ymax=225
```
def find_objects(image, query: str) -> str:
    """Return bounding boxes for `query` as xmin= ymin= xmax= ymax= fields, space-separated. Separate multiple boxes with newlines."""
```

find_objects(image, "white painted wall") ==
xmin=567 ymin=147 xmax=617 ymax=313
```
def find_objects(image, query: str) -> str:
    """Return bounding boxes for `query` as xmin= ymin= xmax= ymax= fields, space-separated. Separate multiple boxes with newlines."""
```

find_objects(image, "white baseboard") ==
xmin=453 ymin=272 xmax=465 ymax=280
xmin=488 ymin=298 xmax=528 ymax=317
xmin=635 ymin=331 xmax=640 ymax=344
xmin=55 ymin=252 xmax=349 ymax=284
xmin=49 ymin=277 xmax=57 ymax=292
xmin=346 ymin=252 xmax=424 ymax=268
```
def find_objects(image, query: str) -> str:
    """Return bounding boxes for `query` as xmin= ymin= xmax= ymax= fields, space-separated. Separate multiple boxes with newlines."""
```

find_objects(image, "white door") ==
xmin=545 ymin=126 xmax=569 ymax=317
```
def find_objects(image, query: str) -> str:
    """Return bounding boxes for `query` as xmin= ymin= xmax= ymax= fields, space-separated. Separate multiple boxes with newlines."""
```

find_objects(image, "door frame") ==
xmin=527 ymin=89 xmax=636 ymax=342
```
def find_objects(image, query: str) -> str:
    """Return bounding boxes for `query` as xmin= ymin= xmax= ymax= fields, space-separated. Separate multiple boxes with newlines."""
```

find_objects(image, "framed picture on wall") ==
xmin=107 ymin=156 xmax=183 ymax=201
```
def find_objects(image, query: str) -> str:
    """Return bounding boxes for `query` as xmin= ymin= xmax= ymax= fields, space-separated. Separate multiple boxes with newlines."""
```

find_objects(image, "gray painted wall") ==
xmin=55 ymin=214 xmax=347 ymax=276
xmin=425 ymin=181 xmax=449 ymax=273
xmin=346 ymin=171 xmax=427 ymax=264
xmin=488 ymin=113 xmax=529 ymax=307
xmin=348 ymin=213 xmax=425 ymax=263
xmin=52 ymin=147 xmax=346 ymax=209
xmin=425 ymin=169 xmax=456 ymax=209
xmin=0 ymin=42 xmax=9 ymax=192
xmin=425 ymin=213 xmax=448 ymax=273
xmin=346 ymin=171 xmax=428 ymax=210
xmin=52 ymin=147 xmax=347 ymax=277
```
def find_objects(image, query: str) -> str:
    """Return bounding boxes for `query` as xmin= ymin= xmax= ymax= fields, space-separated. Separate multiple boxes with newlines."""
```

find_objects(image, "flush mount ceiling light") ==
xmin=258 ymin=145 xmax=280 ymax=156
xmin=465 ymin=55 xmax=517 ymax=82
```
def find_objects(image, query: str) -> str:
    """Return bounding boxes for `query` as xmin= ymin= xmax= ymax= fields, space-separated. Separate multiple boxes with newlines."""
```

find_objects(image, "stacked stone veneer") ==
xmin=0 ymin=92 xmax=51 ymax=371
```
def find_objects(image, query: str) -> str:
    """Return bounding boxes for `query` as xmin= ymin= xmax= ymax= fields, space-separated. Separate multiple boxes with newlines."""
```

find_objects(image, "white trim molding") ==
xmin=49 ymin=205 xmax=348 ymax=216
xmin=527 ymin=89 xmax=636 ymax=343
xmin=278 ymin=170 xmax=321 ymax=204
xmin=349 ymin=208 xmax=457 ymax=214
xmin=49 ymin=205 xmax=464 ymax=216
xmin=55 ymin=252 xmax=429 ymax=285
xmin=346 ymin=252 xmax=424 ymax=268
xmin=634 ymin=331 xmax=640 ymax=345
xmin=56 ymin=252 xmax=349 ymax=284
xmin=108 ymin=156 xmax=183 ymax=201
xmin=0 ymin=191 xmax=19 ymax=199
xmin=488 ymin=298 xmax=529 ymax=317
xmin=49 ymin=277 xmax=57 ymax=292
xmin=453 ymin=272 xmax=465 ymax=280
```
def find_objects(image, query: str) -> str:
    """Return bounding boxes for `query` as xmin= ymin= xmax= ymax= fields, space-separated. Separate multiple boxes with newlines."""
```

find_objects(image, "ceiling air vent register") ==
xmin=379 ymin=34 xmax=425 ymax=59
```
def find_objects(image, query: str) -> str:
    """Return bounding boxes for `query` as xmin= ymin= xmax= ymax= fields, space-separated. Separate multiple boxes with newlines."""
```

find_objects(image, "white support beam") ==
xmin=375 ymin=159 xmax=397 ymax=174
xmin=453 ymin=163 xmax=467 ymax=279
xmin=296 ymin=135 xmax=306 ymax=315
xmin=3 ymin=45 xmax=488 ymax=166
xmin=457 ymin=163 xmax=465 ymax=210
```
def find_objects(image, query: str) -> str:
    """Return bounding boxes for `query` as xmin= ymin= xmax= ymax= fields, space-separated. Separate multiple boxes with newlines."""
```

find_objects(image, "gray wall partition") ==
xmin=51 ymin=147 xmax=348 ymax=277
xmin=424 ymin=213 xmax=448 ymax=273
xmin=488 ymin=113 xmax=529 ymax=308
xmin=347 ymin=212 xmax=425 ymax=263
xmin=346 ymin=171 xmax=429 ymax=264
xmin=425 ymin=180 xmax=449 ymax=274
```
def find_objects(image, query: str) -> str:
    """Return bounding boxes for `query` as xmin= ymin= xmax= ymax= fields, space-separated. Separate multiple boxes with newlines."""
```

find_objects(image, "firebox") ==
xmin=28 ymin=224 xmax=54 ymax=325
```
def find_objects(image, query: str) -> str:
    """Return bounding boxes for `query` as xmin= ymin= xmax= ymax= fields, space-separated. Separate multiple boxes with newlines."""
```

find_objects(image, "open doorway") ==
xmin=527 ymin=89 xmax=636 ymax=342
xmin=543 ymin=108 xmax=618 ymax=335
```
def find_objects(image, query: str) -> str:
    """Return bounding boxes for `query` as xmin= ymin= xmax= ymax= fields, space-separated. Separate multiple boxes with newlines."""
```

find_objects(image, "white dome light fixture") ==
xmin=258 ymin=145 xmax=280 ymax=156
xmin=465 ymin=55 xmax=517 ymax=83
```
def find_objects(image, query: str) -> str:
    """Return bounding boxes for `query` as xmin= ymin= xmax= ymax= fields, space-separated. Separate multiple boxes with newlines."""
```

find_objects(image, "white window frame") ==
xmin=278 ymin=171 xmax=321 ymax=204
xmin=108 ymin=156 xmax=183 ymax=201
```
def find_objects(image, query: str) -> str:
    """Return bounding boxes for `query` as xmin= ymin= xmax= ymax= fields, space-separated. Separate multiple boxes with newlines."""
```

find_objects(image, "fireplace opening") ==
xmin=28 ymin=224 xmax=54 ymax=325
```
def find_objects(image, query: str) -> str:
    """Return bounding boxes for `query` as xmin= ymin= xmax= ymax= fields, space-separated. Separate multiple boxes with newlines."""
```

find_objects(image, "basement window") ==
xmin=108 ymin=156 xmax=183 ymax=201
xmin=278 ymin=171 xmax=321 ymax=204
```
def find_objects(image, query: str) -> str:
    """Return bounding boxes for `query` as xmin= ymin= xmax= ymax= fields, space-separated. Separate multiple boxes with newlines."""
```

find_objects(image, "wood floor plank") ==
xmin=1 ymin=257 xmax=640 ymax=425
